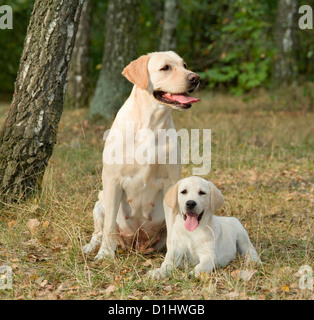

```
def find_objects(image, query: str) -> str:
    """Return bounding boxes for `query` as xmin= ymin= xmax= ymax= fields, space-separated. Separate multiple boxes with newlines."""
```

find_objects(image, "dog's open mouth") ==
xmin=183 ymin=210 xmax=204 ymax=231
xmin=153 ymin=91 xmax=200 ymax=109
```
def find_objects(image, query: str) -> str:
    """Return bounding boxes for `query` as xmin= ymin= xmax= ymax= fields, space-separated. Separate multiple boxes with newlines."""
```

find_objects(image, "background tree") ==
xmin=89 ymin=0 xmax=140 ymax=122
xmin=0 ymin=0 xmax=83 ymax=203
xmin=65 ymin=0 xmax=92 ymax=109
xmin=159 ymin=0 xmax=179 ymax=51
xmin=272 ymin=0 xmax=299 ymax=87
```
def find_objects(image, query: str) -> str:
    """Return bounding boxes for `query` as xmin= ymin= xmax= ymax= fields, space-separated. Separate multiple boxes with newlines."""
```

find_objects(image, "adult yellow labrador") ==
xmin=148 ymin=176 xmax=261 ymax=278
xmin=84 ymin=51 xmax=200 ymax=260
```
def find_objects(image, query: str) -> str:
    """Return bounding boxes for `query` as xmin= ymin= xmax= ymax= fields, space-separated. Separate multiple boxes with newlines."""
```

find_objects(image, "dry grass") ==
xmin=0 ymin=87 xmax=313 ymax=300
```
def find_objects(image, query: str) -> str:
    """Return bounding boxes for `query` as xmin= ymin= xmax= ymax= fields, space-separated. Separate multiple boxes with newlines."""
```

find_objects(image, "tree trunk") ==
xmin=272 ymin=0 xmax=299 ymax=88
xmin=65 ymin=0 xmax=92 ymax=109
xmin=159 ymin=0 xmax=179 ymax=51
xmin=0 ymin=0 xmax=83 ymax=203
xmin=89 ymin=0 xmax=140 ymax=122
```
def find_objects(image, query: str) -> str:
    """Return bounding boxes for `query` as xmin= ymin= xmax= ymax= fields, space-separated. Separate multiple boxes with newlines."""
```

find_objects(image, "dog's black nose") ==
xmin=187 ymin=73 xmax=200 ymax=85
xmin=186 ymin=200 xmax=197 ymax=210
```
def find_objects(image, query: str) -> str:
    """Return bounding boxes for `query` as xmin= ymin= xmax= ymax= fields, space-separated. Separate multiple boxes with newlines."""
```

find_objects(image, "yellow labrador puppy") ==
xmin=83 ymin=52 xmax=201 ymax=260
xmin=148 ymin=176 xmax=261 ymax=278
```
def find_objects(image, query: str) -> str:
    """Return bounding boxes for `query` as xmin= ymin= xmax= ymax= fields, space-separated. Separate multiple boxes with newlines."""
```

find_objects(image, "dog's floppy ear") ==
xmin=164 ymin=181 xmax=180 ymax=214
xmin=122 ymin=55 xmax=150 ymax=90
xmin=208 ymin=181 xmax=224 ymax=213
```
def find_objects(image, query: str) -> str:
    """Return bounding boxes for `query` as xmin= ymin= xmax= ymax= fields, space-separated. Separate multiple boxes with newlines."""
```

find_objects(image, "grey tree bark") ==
xmin=89 ymin=0 xmax=140 ymax=122
xmin=0 ymin=0 xmax=84 ymax=203
xmin=65 ymin=0 xmax=92 ymax=109
xmin=159 ymin=0 xmax=179 ymax=51
xmin=272 ymin=0 xmax=299 ymax=87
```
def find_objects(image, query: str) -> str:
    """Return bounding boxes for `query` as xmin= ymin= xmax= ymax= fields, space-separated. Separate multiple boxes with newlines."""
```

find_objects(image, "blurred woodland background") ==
xmin=1 ymin=0 xmax=314 ymax=112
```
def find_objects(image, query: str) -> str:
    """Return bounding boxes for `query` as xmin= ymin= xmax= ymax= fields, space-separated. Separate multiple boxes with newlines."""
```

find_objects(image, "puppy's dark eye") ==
xmin=181 ymin=189 xmax=187 ymax=194
xmin=160 ymin=65 xmax=170 ymax=71
xmin=183 ymin=62 xmax=187 ymax=69
xmin=199 ymin=191 xmax=206 ymax=195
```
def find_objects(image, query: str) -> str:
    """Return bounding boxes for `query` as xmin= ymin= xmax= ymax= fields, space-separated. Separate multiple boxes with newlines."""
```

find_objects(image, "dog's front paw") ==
xmin=147 ymin=268 xmax=168 ymax=279
xmin=83 ymin=243 xmax=97 ymax=254
xmin=94 ymin=246 xmax=115 ymax=260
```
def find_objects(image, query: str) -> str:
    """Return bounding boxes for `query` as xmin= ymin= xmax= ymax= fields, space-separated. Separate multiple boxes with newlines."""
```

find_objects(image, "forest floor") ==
xmin=0 ymin=86 xmax=313 ymax=300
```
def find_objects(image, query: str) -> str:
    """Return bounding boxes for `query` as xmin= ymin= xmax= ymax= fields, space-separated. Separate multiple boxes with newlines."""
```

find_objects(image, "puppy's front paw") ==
xmin=189 ymin=265 xmax=213 ymax=278
xmin=147 ymin=268 xmax=167 ymax=279
xmin=189 ymin=269 xmax=201 ymax=278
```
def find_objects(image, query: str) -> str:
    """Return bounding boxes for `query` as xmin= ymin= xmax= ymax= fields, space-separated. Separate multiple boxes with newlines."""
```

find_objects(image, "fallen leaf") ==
xmin=231 ymin=269 xmax=257 ymax=281
xmin=87 ymin=290 xmax=98 ymax=297
xmin=27 ymin=238 xmax=41 ymax=247
xmin=226 ymin=292 xmax=239 ymax=299
xmin=8 ymin=220 xmax=16 ymax=228
xmin=27 ymin=219 xmax=40 ymax=234
xmin=52 ymin=245 xmax=62 ymax=252
xmin=279 ymin=285 xmax=290 ymax=293
xmin=40 ymin=279 xmax=48 ymax=287
xmin=29 ymin=274 xmax=39 ymax=281
xmin=105 ymin=284 xmax=117 ymax=294
xmin=48 ymin=292 xmax=58 ymax=300
xmin=142 ymin=259 xmax=153 ymax=267
xmin=42 ymin=220 xmax=50 ymax=228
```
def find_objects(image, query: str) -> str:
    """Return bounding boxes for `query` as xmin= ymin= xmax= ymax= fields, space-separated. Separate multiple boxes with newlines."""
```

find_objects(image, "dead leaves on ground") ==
xmin=231 ymin=269 xmax=257 ymax=282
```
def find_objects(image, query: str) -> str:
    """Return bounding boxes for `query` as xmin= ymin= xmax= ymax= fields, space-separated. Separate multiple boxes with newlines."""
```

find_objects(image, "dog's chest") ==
xmin=117 ymin=165 xmax=171 ymax=221
xmin=116 ymin=171 xmax=166 ymax=250
xmin=172 ymin=221 xmax=213 ymax=264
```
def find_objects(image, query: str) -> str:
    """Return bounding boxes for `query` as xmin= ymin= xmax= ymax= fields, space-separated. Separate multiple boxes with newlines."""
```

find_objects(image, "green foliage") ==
xmin=89 ymin=0 xmax=108 ymax=88
xmin=197 ymin=0 xmax=276 ymax=94
xmin=0 ymin=0 xmax=34 ymax=94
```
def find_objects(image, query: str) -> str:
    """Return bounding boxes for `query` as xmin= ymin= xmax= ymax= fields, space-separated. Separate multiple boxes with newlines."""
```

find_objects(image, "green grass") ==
xmin=0 ymin=88 xmax=313 ymax=300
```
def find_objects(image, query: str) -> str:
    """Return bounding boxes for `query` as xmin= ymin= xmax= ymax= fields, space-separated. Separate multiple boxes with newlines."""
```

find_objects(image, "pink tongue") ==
xmin=184 ymin=212 xmax=199 ymax=231
xmin=164 ymin=93 xmax=200 ymax=104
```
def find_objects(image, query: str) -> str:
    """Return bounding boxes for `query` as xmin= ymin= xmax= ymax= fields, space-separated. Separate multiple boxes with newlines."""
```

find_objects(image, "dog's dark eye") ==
xmin=160 ymin=65 xmax=170 ymax=71
xmin=181 ymin=189 xmax=187 ymax=194
xmin=199 ymin=191 xmax=206 ymax=195
xmin=183 ymin=62 xmax=187 ymax=69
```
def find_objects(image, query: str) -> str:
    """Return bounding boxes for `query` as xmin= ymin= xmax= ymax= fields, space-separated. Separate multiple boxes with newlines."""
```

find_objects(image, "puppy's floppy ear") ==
xmin=164 ymin=181 xmax=180 ymax=214
xmin=122 ymin=55 xmax=150 ymax=90
xmin=208 ymin=181 xmax=224 ymax=213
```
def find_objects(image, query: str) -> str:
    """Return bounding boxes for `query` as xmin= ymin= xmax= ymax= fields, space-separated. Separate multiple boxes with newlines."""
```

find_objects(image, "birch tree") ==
xmin=159 ymin=0 xmax=180 ymax=51
xmin=0 ymin=0 xmax=84 ymax=203
xmin=65 ymin=0 xmax=92 ymax=109
xmin=272 ymin=0 xmax=299 ymax=87
xmin=89 ymin=0 xmax=140 ymax=122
